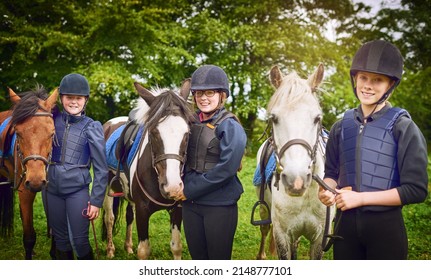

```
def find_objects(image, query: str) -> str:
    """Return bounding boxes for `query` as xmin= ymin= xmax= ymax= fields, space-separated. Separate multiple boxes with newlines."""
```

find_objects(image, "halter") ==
xmin=14 ymin=111 xmax=54 ymax=190
xmin=269 ymin=116 xmax=322 ymax=191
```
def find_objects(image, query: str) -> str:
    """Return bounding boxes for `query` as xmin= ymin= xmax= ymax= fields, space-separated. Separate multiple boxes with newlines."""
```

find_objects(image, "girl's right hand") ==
xmin=318 ymin=188 xmax=336 ymax=207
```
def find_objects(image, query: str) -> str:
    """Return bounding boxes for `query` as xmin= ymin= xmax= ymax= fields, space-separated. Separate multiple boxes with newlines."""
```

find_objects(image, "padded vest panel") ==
xmin=339 ymin=108 xmax=407 ymax=192
xmin=52 ymin=114 xmax=92 ymax=166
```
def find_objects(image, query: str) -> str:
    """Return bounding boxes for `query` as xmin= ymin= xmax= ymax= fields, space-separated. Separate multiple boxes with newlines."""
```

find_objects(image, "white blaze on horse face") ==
xmin=158 ymin=115 xmax=188 ymax=195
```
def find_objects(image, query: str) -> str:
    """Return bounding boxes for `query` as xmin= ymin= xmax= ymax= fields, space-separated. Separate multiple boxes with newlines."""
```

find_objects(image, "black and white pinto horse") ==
xmin=102 ymin=80 xmax=194 ymax=259
xmin=255 ymin=64 xmax=335 ymax=260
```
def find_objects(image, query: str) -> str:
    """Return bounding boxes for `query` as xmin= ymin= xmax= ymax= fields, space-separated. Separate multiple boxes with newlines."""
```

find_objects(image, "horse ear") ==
xmin=47 ymin=88 xmax=59 ymax=108
xmin=308 ymin=63 xmax=324 ymax=92
xmin=269 ymin=65 xmax=283 ymax=89
xmin=134 ymin=82 xmax=156 ymax=106
xmin=8 ymin=87 xmax=21 ymax=104
xmin=180 ymin=78 xmax=191 ymax=100
xmin=39 ymin=88 xmax=59 ymax=112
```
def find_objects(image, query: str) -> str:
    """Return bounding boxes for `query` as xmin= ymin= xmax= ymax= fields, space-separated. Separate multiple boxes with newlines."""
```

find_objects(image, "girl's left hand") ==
xmin=86 ymin=203 xmax=100 ymax=220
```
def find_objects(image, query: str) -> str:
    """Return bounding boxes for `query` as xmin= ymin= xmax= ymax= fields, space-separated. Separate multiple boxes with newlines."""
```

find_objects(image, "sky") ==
xmin=352 ymin=0 xmax=402 ymax=15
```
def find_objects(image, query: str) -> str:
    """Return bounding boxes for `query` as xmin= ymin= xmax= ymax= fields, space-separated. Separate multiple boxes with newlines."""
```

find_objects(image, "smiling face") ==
xmin=61 ymin=94 xmax=87 ymax=116
xmin=192 ymin=90 xmax=222 ymax=121
xmin=355 ymin=71 xmax=395 ymax=116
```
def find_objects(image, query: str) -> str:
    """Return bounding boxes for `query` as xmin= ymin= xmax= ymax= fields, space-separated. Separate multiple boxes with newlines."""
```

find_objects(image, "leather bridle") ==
xmin=269 ymin=116 xmax=322 ymax=190
xmin=14 ymin=111 xmax=54 ymax=190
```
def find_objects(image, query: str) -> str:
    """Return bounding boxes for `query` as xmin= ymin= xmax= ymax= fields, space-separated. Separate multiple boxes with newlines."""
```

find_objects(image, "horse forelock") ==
xmin=267 ymin=72 xmax=318 ymax=115
xmin=11 ymin=88 xmax=49 ymax=126
xmin=142 ymin=90 xmax=193 ymax=135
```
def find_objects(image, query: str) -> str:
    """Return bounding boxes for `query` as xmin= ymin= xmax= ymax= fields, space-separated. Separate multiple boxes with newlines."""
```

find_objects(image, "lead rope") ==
xmin=83 ymin=202 xmax=100 ymax=260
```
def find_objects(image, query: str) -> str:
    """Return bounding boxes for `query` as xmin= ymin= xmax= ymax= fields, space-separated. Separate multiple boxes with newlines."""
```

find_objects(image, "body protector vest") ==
xmin=186 ymin=110 xmax=236 ymax=173
xmin=338 ymin=107 xmax=409 ymax=194
xmin=51 ymin=112 xmax=93 ymax=167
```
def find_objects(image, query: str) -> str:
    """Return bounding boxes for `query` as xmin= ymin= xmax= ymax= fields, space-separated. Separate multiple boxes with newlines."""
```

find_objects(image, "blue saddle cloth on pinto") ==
xmin=0 ymin=117 xmax=16 ymax=158
xmin=105 ymin=124 xmax=144 ymax=171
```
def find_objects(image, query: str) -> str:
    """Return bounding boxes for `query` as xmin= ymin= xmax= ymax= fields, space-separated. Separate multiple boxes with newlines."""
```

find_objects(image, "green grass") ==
xmin=1 ymin=155 xmax=430 ymax=260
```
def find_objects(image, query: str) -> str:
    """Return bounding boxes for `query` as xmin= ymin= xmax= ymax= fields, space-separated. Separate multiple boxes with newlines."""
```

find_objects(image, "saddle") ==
xmin=109 ymin=116 xmax=141 ymax=197
xmin=0 ymin=117 xmax=15 ymax=184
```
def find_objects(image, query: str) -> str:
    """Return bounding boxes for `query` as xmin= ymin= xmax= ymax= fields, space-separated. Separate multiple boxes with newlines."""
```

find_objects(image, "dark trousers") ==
xmin=333 ymin=208 xmax=408 ymax=260
xmin=182 ymin=203 xmax=238 ymax=260
xmin=43 ymin=188 xmax=92 ymax=258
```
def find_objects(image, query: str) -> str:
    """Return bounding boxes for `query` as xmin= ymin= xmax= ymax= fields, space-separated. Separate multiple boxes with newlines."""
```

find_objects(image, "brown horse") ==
xmin=102 ymin=80 xmax=194 ymax=259
xmin=0 ymin=87 xmax=58 ymax=259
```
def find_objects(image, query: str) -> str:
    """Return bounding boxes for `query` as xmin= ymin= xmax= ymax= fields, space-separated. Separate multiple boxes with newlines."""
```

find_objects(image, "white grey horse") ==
xmin=255 ymin=64 xmax=335 ymax=260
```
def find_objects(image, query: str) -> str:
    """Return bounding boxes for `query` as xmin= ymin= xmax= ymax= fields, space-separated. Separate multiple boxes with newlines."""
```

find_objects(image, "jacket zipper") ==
xmin=60 ymin=119 xmax=70 ymax=164
xmin=355 ymin=122 xmax=365 ymax=192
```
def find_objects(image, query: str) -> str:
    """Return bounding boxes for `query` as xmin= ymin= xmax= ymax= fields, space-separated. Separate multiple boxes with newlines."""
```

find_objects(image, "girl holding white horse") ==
xmin=318 ymin=40 xmax=428 ymax=259
xmin=174 ymin=65 xmax=247 ymax=260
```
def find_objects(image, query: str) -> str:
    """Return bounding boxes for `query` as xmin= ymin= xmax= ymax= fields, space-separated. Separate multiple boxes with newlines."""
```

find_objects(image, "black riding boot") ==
xmin=55 ymin=249 xmax=74 ymax=260
xmin=77 ymin=250 xmax=94 ymax=260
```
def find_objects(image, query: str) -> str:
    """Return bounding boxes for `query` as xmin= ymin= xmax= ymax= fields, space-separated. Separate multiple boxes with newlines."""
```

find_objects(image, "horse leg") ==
xmin=135 ymin=202 xmax=151 ymax=260
xmin=124 ymin=202 xmax=134 ymax=254
xmin=169 ymin=205 xmax=182 ymax=260
xmin=103 ymin=196 xmax=116 ymax=259
xmin=291 ymin=239 xmax=299 ymax=260
xmin=18 ymin=189 xmax=36 ymax=260
xmin=0 ymin=183 xmax=14 ymax=238
xmin=309 ymin=237 xmax=324 ymax=260
xmin=255 ymin=182 xmax=272 ymax=260
xmin=272 ymin=221 xmax=291 ymax=260
xmin=256 ymin=224 xmax=270 ymax=260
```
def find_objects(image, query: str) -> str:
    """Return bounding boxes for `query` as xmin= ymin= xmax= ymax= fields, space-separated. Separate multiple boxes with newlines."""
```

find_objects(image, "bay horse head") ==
xmin=133 ymin=79 xmax=194 ymax=200
xmin=9 ymin=87 xmax=58 ymax=192
xmin=267 ymin=64 xmax=325 ymax=196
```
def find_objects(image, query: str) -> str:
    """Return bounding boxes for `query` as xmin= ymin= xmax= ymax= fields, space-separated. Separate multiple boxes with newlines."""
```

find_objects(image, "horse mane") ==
xmin=10 ymin=86 xmax=49 ymax=126
xmin=267 ymin=71 xmax=318 ymax=114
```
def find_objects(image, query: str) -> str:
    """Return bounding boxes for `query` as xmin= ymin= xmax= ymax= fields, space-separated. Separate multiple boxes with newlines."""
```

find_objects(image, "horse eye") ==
xmin=314 ymin=115 xmax=322 ymax=124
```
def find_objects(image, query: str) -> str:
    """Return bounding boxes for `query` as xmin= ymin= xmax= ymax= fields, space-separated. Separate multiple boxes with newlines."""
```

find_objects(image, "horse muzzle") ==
xmin=282 ymin=173 xmax=307 ymax=197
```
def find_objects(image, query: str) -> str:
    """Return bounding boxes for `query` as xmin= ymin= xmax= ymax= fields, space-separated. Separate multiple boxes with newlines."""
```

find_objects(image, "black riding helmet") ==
xmin=350 ymin=40 xmax=403 ymax=104
xmin=59 ymin=73 xmax=90 ymax=96
xmin=191 ymin=65 xmax=230 ymax=97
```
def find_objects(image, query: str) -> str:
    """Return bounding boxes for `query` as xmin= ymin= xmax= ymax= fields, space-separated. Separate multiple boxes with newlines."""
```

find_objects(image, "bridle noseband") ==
xmin=269 ymin=116 xmax=322 ymax=190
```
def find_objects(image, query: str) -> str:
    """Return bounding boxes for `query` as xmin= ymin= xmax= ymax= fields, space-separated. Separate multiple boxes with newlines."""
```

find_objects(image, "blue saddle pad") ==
xmin=0 ymin=117 xmax=16 ymax=157
xmin=105 ymin=124 xmax=144 ymax=171
xmin=252 ymin=153 xmax=276 ymax=186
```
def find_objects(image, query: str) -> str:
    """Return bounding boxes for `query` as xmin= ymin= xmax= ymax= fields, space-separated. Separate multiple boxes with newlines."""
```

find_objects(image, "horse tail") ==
xmin=269 ymin=226 xmax=277 ymax=256
xmin=101 ymin=196 xmax=124 ymax=240
xmin=112 ymin=197 xmax=124 ymax=235
xmin=0 ymin=183 xmax=14 ymax=238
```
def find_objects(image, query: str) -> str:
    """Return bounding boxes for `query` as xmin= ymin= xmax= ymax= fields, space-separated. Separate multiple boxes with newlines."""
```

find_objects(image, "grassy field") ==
xmin=0 ymin=155 xmax=430 ymax=260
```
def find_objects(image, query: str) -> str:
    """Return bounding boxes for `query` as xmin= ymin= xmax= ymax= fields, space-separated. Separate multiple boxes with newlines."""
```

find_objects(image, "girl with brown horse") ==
xmin=43 ymin=73 xmax=108 ymax=260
